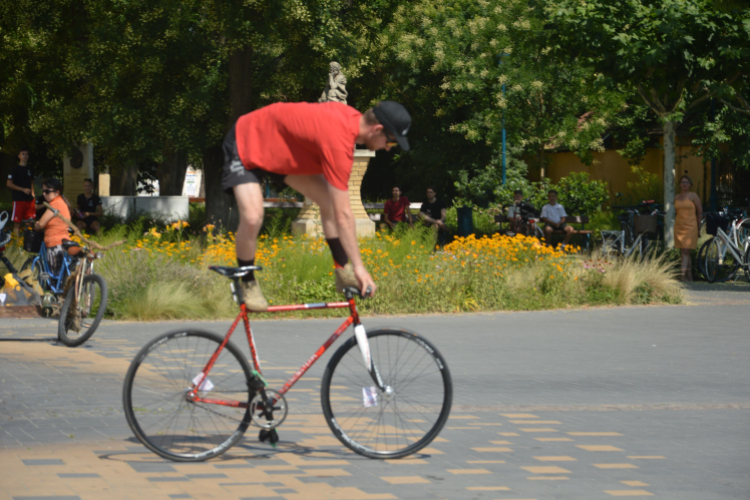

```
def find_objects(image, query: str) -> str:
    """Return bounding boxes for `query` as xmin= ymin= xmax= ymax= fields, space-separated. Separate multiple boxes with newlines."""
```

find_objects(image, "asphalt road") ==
xmin=0 ymin=283 xmax=748 ymax=499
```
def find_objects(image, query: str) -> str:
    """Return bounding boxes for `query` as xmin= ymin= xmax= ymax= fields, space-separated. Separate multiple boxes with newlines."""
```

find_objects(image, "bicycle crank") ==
xmin=250 ymin=389 xmax=288 ymax=430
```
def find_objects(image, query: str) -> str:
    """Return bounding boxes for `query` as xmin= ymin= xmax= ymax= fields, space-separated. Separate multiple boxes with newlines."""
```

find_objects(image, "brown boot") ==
xmin=239 ymin=280 xmax=269 ymax=312
xmin=334 ymin=263 xmax=359 ymax=293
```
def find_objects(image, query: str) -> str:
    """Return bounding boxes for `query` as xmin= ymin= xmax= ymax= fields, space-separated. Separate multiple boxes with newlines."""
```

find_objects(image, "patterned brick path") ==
xmin=1 ymin=288 xmax=748 ymax=499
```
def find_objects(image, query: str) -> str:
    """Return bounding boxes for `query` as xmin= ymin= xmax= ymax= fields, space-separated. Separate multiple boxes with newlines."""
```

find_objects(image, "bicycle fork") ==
xmin=353 ymin=323 xmax=391 ymax=404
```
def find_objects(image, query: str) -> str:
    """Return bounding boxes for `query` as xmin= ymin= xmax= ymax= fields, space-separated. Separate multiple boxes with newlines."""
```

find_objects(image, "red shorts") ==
xmin=11 ymin=200 xmax=36 ymax=223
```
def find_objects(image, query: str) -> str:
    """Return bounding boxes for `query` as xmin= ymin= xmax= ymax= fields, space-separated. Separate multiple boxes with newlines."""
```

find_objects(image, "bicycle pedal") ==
xmin=259 ymin=429 xmax=279 ymax=447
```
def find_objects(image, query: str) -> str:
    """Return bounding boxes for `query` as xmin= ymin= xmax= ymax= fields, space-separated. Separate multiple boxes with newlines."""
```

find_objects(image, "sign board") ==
xmin=182 ymin=168 xmax=202 ymax=197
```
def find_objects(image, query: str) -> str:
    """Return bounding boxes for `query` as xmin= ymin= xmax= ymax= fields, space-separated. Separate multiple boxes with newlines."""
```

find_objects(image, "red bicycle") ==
xmin=122 ymin=265 xmax=453 ymax=461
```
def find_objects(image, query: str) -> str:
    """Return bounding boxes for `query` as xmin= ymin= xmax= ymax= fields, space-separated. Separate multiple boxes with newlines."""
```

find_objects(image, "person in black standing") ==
xmin=419 ymin=186 xmax=447 ymax=230
xmin=76 ymin=178 xmax=103 ymax=234
xmin=6 ymin=147 xmax=35 ymax=242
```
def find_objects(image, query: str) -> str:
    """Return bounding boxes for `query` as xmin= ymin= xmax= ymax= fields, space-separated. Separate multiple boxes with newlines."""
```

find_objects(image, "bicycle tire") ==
xmin=58 ymin=273 xmax=107 ymax=347
xmin=697 ymin=239 xmax=711 ymax=281
xmin=123 ymin=330 xmax=253 ymax=462
xmin=738 ymin=220 xmax=750 ymax=253
xmin=744 ymin=245 xmax=750 ymax=283
xmin=321 ymin=328 xmax=452 ymax=459
xmin=704 ymin=237 xmax=739 ymax=283
xmin=20 ymin=257 xmax=42 ymax=287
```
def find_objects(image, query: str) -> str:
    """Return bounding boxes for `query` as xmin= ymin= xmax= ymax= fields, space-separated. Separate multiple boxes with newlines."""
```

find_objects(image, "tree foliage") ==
xmin=547 ymin=0 xmax=750 ymax=245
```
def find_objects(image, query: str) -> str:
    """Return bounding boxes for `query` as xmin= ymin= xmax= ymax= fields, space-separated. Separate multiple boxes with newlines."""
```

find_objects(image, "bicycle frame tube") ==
xmin=34 ymin=242 xmax=73 ymax=295
xmin=715 ymin=229 xmax=744 ymax=264
xmin=190 ymin=297 xmax=361 ymax=409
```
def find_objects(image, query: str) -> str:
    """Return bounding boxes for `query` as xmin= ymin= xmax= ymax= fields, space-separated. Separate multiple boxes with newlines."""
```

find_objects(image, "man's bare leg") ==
xmin=234 ymin=182 xmax=265 ymax=261
xmin=285 ymin=175 xmax=358 ymax=292
xmin=233 ymin=182 xmax=268 ymax=310
xmin=284 ymin=175 xmax=338 ymax=238
xmin=563 ymin=225 xmax=574 ymax=246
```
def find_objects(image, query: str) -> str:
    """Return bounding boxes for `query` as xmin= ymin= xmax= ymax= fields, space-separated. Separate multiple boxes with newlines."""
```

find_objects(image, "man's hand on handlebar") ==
xmin=353 ymin=264 xmax=377 ymax=298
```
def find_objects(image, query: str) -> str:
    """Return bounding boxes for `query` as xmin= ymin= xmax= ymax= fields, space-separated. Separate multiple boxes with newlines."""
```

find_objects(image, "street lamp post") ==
xmin=498 ymin=54 xmax=509 ymax=186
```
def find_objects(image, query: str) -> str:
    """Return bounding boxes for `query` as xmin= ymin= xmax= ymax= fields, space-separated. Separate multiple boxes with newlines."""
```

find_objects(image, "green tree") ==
xmin=380 ymin=0 xmax=624 ymax=204
xmin=547 ymin=0 xmax=750 ymax=247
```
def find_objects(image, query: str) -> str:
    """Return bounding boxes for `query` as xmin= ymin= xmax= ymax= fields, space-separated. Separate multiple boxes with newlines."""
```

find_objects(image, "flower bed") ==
xmin=93 ymin=225 xmax=680 ymax=321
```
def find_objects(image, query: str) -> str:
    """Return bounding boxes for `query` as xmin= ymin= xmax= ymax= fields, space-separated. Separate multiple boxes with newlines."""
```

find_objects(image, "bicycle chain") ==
xmin=190 ymin=388 xmax=257 ymax=425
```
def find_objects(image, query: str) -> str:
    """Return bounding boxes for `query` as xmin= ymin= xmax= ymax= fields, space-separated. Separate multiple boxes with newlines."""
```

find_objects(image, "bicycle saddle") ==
xmin=209 ymin=265 xmax=263 ymax=278
xmin=61 ymin=239 xmax=83 ymax=256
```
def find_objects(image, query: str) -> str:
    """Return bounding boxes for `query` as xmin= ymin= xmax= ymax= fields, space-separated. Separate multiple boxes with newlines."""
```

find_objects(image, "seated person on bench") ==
xmin=540 ymin=189 xmax=574 ymax=248
xmin=506 ymin=189 xmax=524 ymax=233
xmin=75 ymin=178 xmax=103 ymax=234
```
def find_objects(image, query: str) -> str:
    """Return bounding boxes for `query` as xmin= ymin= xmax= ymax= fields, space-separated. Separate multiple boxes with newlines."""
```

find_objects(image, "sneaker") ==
xmin=334 ymin=263 xmax=359 ymax=293
xmin=240 ymin=280 xmax=269 ymax=312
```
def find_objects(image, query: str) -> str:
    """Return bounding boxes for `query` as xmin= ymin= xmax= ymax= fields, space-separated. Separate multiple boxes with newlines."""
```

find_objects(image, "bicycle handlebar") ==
xmin=612 ymin=200 xmax=658 ymax=210
xmin=344 ymin=286 xmax=373 ymax=299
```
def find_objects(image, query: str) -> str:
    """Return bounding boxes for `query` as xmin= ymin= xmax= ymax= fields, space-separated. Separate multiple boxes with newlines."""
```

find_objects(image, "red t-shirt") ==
xmin=384 ymin=196 xmax=410 ymax=222
xmin=235 ymin=102 xmax=361 ymax=191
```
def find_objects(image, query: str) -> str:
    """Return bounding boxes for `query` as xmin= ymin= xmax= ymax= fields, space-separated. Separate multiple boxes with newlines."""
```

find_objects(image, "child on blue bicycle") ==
xmin=33 ymin=178 xmax=71 ymax=277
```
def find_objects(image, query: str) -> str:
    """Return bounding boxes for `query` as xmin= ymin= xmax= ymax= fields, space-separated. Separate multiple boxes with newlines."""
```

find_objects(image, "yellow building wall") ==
xmin=543 ymin=139 xmax=708 ymax=203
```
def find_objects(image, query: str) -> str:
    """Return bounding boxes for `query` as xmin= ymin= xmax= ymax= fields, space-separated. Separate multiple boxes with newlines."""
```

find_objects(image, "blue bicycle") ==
xmin=21 ymin=223 xmax=107 ymax=347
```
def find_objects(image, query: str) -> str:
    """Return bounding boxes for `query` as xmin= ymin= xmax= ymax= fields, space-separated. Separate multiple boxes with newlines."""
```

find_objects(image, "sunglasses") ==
xmin=383 ymin=129 xmax=398 ymax=148
xmin=42 ymin=189 xmax=56 ymax=194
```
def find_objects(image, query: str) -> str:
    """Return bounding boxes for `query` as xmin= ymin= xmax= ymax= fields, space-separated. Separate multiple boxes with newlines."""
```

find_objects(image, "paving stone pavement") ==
xmin=1 ymin=284 xmax=749 ymax=499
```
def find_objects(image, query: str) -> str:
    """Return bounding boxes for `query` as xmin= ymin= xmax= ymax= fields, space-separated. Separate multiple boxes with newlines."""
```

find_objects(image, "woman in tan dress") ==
xmin=674 ymin=175 xmax=702 ymax=281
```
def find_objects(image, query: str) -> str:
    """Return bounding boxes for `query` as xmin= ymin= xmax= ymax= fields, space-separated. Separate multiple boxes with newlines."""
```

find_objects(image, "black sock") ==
xmin=238 ymin=258 xmax=255 ymax=282
xmin=326 ymin=238 xmax=348 ymax=267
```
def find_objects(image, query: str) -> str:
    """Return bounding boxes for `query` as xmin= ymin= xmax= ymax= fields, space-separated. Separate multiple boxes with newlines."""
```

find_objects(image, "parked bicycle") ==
xmin=698 ymin=208 xmax=750 ymax=283
xmin=504 ymin=200 xmax=543 ymax=239
xmin=601 ymin=201 xmax=661 ymax=259
xmin=123 ymin=265 xmax=453 ymax=461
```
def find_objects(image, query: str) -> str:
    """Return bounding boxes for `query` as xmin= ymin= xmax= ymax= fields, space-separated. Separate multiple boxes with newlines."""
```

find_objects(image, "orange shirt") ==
xmin=235 ymin=102 xmax=361 ymax=191
xmin=45 ymin=196 xmax=71 ymax=247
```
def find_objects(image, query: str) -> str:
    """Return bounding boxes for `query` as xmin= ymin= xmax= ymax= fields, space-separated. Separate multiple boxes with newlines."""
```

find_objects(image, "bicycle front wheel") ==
xmin=321 ymin=328 xmax=452 ymax=459
xmin=123 ymin=330 xmax=253 ymax=462
xmin=58 ymin=273 xmax=107 ymax=347
xmin=704 ymin=237 xmax=739 ymax=283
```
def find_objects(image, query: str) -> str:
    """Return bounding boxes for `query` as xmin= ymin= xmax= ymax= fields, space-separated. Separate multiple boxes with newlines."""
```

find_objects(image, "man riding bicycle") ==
xmin=223 ymin=100 xmax=411 ymax=311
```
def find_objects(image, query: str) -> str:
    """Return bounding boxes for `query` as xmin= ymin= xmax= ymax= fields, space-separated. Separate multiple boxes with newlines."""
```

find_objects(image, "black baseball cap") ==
xmin=373 ymin=101 xmax=411 ymax=151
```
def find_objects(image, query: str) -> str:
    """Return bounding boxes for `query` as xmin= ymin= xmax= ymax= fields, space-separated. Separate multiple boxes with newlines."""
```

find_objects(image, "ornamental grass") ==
xmin=79 ymin=224 xmax=681 ymax=321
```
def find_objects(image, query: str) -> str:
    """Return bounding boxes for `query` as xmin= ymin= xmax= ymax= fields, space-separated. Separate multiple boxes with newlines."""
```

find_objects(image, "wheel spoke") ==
xmin=124 ymin=331 xmax=251 ymax=461
xmin=322 ymin=329 xmax=451 ymax=458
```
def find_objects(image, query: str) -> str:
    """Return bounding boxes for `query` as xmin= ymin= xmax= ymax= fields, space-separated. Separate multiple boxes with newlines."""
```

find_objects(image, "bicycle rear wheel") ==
xmin=321 ymin=328 xmax=452 ymax=459
xmin=123 ymin=330 xmax=253 ymax=461
xmin=697 ymin=239 xmax=711 ymax=281
xmin=58 ymin=273 xmax=107 ymax=347
xmin=704 ymin=237 xmax=739 ymax=283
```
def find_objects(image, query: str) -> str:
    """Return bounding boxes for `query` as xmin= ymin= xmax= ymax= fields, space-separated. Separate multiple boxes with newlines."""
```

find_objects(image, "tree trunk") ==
xmin=663 ymin=120 xmax=677 ymax=249
xmin=157 ymin=150 xmax=188 ymax=196
xmin=538 ymin=146 xmax=545 ymax=180
xmin=205 ymin=45 xmax=253 ymax=229
xmin=204 ymin=144 xmax=239 ymax=229
xmin=227 ymin=45 xmax=253 ymax=128
xmin=112 ymin=161 xmax=138 ymax=196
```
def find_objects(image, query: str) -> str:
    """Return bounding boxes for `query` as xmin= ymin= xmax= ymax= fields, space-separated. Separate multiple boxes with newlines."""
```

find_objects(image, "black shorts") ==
xmin=221 ymin=124 xmax=286 ymax=196
xmin=80 ymin=216 xmax=98 ymax=227
xmin=545 ymin=222 xmax=569 ymax=231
